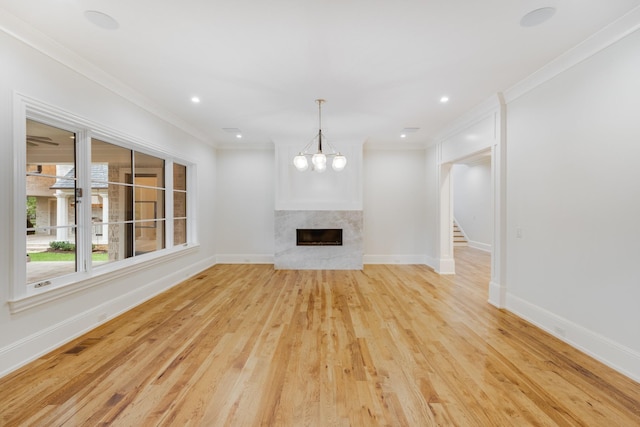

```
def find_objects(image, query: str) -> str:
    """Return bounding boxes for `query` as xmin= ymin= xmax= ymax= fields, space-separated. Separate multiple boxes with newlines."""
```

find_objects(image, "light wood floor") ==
xmin=1 ymin=248 xmax=639 ymax=426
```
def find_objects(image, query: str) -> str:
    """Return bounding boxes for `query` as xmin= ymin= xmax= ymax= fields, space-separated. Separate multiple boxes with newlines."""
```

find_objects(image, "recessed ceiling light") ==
xmin=223 ymin=128 xmax=243 ymax=139
xmin=191 ymin=96 xmax=200 ymax=103
xmin=520 ymin=7 xmax=556 ymax=27
xmin=84 ymin=10 xmax=119 ymax=30
xmin=402 ymin=127 xmax=419 ymax=133
xmin=440 ymin=96 xmax=449 ymax=103
xmin=400 ymin=127 xmax=419 ymax=138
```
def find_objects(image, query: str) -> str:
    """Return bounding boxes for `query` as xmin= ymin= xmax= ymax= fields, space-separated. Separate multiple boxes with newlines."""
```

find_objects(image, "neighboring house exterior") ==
xmin=39 ymin=164 xmax=110 ymax=245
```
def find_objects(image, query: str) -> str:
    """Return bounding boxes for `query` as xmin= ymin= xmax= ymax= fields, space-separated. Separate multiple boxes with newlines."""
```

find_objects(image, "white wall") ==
xmin=424 ymin=145 xmax=440 ymax=267
xmin=213 ymin=146 xmax=433 ymax=266
xmin=215 ymin=148 xmax=275 ymax=262
xmin=453 ymin=158 xmax=492 ymax=251
xmin=505 ymin=27 xmax=640 ymax=380
xmin=363 ymin=148 xmax=428 ymax=264
xmin=0 ymin=30 xmax=217 ymax=376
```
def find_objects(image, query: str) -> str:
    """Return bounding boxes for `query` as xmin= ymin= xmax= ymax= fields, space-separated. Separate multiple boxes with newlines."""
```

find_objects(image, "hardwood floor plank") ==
xmin=1 ymin=249 xmax=639 ymax=426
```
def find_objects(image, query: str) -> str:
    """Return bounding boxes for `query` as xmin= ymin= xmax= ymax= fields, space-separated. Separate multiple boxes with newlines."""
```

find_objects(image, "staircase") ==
xmin=453 ymin=220 xmax=468 ymax=247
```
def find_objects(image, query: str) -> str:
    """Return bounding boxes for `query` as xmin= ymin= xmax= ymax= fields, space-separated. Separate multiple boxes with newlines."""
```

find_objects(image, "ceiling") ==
xmin=2 ymin=0 xmax=639 ymax=148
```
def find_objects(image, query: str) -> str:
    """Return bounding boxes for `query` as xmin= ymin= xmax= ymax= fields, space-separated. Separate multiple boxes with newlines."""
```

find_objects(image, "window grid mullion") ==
xmin=76 ymin=129 xmax=92 ymax=275
xmin=165 ymin=160 xmax=174 ymax=248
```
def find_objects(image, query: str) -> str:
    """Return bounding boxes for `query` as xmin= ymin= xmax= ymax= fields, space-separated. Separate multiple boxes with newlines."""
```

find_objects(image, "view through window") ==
xmin=24 ymin=118 xmax=190 ymax=291
xmin=26 ymin=120 xmax=77 ymax=285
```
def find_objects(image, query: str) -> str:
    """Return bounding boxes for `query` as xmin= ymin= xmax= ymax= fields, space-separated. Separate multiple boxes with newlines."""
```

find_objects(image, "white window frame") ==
xmin=10 ymin=94 xmax=198 ymax=312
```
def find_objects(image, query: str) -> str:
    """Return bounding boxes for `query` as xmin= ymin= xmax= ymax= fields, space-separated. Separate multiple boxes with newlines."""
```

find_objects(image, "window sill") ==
xmin=8 ymin=244 xmax=200 ymax=314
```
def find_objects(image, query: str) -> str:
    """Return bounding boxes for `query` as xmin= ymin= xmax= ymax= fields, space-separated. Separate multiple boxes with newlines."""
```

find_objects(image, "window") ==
xmin=26 ymin=120 xmax=78 ymax=285
xmin=173 ymin=163 xmax=187 ymax=245
xmin=91 ymin=140 xmax=168 ymax=266
xmin=17 ymin=107 xmax=193 ymax=302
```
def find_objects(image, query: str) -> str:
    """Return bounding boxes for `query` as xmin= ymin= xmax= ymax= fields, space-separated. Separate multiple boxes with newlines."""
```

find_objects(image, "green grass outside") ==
xmin=27 ymin=252 xmax=109 ymax=262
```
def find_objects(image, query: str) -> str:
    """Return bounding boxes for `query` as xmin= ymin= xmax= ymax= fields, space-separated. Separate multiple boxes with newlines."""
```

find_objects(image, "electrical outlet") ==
xmin=516 ymin=228 xmax=523 ymax=239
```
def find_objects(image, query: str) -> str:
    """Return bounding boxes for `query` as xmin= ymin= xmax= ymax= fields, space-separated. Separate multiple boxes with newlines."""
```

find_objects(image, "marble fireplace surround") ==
xmin=274 ymin=210 xmax=363 ymax=270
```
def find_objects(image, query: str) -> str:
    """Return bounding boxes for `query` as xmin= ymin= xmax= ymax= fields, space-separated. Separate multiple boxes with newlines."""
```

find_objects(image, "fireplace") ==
xmin=297 ymin=229 xmax=343 ymax=246
xmin=275 ymin=210 xmax=363 ymax=270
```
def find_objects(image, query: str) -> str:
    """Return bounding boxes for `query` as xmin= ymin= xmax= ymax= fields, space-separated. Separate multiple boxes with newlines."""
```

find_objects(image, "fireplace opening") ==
xmin=296 ymin=229 xmax=343 ymax=246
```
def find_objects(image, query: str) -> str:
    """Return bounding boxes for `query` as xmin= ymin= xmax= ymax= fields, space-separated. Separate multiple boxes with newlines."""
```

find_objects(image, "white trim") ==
xmin=363 ymin=254 xmax=429 ymax=265
xmin=423 ymin=255 xmax=438 ymax=271
xmin=468 ymin=240 xmax=491 ymax=252
xmin=186 ymin=163 xmax=198 ymax=246
xmin=507 ymin=293 xmax=640 ymax=383
xmin=215 ymin=254 xmax=436 ymax=266
xmin=488 ymin=280 xmax=506 ymax=309
xmin=17 ymin=92 xmax=198 ymax=164
xmin=432 ymin=95 xmax=501 ymax=146
xmin=436 ymin=257 xmax=455 ymax=275
xmin=433 ymin=8 xmax=640 ymax=143
xmin=214 ymin=254 xmax=274 ymax=264
xmin=504 ymin=7 xmax=640 ymax=103
xmin=12 ymin=94 xmax=28 ymax=300
xmin=9 ymin=245 xmax=201 ymax=313
xmin=0 ymin=254 xmax=215 ymax=379
xmin=165 ymin=161 xmax=175 ymax=247
xmin=216 ymin=142 xmax=275 ymax=151
xmin=14 ymin=93 xmax=198 ymax=304
xmin=364 ymin=141 xmax=430 ymax=151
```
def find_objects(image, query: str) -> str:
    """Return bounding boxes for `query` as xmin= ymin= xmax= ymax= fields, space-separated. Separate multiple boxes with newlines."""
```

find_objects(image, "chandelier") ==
xmin=292 ymin=99 xmax=347 ymax=172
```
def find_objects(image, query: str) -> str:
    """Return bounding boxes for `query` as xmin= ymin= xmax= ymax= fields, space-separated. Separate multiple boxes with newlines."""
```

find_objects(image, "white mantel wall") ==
xmin=274 ymin=141 xmax=363 ymax=211
xmin=273 ymin=139 xmax=364 ymax=268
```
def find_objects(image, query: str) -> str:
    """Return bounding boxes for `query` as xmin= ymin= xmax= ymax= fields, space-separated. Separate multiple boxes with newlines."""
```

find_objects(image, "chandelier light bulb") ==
xmin=332 ymin=154 xmax=347 ymax=171
xmin=312 ymin=152 xmax=327 ymax=168
xmin=315 ymin=161 xmax=327 ymax=173
xmin=293 ymin=154 xmax=309 ymax=171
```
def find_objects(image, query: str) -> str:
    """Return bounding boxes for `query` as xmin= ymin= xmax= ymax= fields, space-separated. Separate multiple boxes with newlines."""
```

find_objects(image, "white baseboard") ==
xmin=488 ymin=280 xmax=506 ymax=308
xmin=423 ymin=255 xmax=438 ymax=271
xmin=506 ymin=293 xmax=640 ymax=383
xmin=436 ymin=257 xmax=455 ymax=275
xmin=363 ymin=254 xmax=429 ymax=265
xmin=215 ymin=254 xmax=274 ymax=264
xmin=217 ymin=253 xmax=437 ymax=267
xmin=0 ymin=256 xmax=216 ymax=379
xmin=468 ymin=240 xmax=492 ymax=252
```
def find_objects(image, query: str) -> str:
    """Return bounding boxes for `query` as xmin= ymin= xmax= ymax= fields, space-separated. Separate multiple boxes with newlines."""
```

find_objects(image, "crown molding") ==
xmin=0 ymin=8 xmax=212 ymax=146
xmin=504 ymin=6 xmax=640 ymax=104
xmin=432 ymin=6 xmax=640 ymax=143
xmin=431 ymin=95 xmax=501 ymax=145
xmin=364 ymin=140 xmax=429 ymax=151
xmin=216 ymin=141 xmax=275 ymax=151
